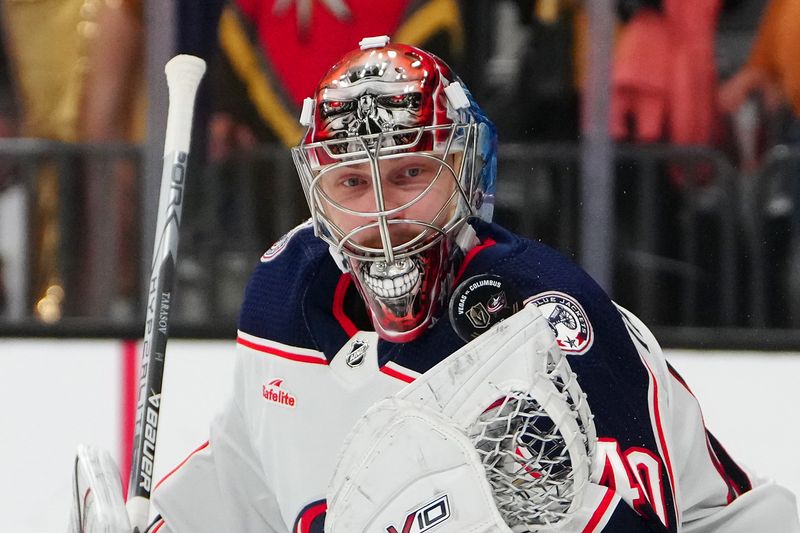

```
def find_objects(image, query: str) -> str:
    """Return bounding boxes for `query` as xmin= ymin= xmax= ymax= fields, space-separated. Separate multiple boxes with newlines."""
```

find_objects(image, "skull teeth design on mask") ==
xmin=360 ymin=257 xmax=422 ymax=299
xmin=293 ymin=41 xmax=498 ymax=341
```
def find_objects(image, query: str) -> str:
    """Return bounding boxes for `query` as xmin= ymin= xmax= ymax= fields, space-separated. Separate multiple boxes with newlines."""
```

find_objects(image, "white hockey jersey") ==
xmin=150 ymin=221 xmax=799 ymax=532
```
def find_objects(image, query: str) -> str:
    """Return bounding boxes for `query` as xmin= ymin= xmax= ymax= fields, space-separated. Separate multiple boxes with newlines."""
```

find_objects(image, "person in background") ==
xmin=0 ymin=0 xmax=87 ymax=321
xmin=206 ymin=0 xmax=466 ymax=246
xmin=210 ymin=0 xmax=465 ymax=153
xmin=611 ymin=0 xmax=722 ymax=151
xmin=608 ymin=0 xmax=752 ymax=327
xmin=718 ymin=0 xmax=800 ymax=122
xmin=145 ymin=37 xmax=800 ymax=533
xmin=0 ymin=27 xmax=19 ymax=319
xmin=78 ymin=0 xmax=146 ymax=320
xmin=719 ymin=0 xmax=800 ymax=326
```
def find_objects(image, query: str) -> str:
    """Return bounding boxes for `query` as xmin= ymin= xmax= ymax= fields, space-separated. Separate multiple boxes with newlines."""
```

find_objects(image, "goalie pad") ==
xmin=327 ymin=304 xmax=597 ymax=533
xmin=68 ymin=445 xmax=132 ymax=533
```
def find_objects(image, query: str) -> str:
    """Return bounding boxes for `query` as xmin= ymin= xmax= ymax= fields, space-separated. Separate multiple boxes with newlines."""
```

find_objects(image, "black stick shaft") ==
xmin=128 ymin=150 xmax=187 ymax=500
xmin=125 ymin=55 xmax=205 ymax=532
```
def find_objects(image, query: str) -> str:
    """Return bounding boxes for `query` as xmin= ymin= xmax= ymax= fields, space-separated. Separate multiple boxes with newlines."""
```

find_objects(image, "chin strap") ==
xmin=328 ymin=243 xmax=350 ymax=273
xmin=454 ymin=223 xmax=480 ymax=254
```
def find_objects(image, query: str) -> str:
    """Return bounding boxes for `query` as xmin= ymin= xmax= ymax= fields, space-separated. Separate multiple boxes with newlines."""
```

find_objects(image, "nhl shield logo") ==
xmin=526 ymin=291 xmax=594 ymax=355
xmin=346 ymin=339 xmax=369 ymax=368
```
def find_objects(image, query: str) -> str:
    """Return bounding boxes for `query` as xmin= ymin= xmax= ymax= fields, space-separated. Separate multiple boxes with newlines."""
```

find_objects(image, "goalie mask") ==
xmin=292 ymin=36 xmax=497 ymax=342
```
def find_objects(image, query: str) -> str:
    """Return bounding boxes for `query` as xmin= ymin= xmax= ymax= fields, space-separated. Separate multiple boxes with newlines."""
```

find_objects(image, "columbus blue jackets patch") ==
xmin=526 ymin=291 xmax=593 ymax=354
xmin=261 ymin=220 xmax=313 ymax=262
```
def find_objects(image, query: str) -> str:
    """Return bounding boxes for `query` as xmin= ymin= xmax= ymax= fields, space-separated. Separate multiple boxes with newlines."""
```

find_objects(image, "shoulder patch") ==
xmin=525 ymin=291 xmax=594 ymax=355
xmin=260 ymin=220 xmax=313 ymax=262
xmin=449 ymin=274 xmax=522 ymax=341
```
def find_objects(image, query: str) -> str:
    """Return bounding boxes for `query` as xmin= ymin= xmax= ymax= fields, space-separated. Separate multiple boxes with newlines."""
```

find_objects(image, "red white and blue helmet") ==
xmin=292 ymin=36 xmax=497 ymax=342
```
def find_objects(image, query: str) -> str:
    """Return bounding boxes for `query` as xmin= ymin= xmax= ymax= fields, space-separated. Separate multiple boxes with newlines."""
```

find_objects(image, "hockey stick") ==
xmin=68 ymin=55 xmax=206 ymax=533
xmin=125 ymin=54 xmax=206 ymax=532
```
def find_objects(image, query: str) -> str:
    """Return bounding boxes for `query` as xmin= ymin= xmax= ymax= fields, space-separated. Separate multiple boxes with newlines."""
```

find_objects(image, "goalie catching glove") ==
xmin=325 ymin=304 xmax=600 ymax=533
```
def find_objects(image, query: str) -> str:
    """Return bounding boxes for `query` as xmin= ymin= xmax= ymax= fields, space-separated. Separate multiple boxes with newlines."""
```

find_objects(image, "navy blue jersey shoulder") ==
xmin=240 ymin=221 xmax=679 ymax=530
xmin=470 ymin=225 xmax=658 ymax=445
xmin=238 ymin=223 xmax=336 ymax=351
xmin=386 ymin=222 xmax=666 ymax=472
xmin=382 ymin=222 xmax=678 ymax=528
xmin=384 ymin=222 xmax=622 ymax=374
xmin=468 ymin=222 xmax=610 ymax=307
xmin=396 ymin=221 xmax=678 ymax=529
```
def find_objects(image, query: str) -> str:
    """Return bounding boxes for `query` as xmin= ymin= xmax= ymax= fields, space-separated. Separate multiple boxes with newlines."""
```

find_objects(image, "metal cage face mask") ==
xmin=291 ymin=38 xmax=497 ymax=341
xmin=293 ymin=124 xmax=479 ymax=262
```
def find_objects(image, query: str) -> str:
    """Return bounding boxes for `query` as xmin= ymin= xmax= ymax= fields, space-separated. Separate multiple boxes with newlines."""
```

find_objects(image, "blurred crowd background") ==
xmin=0 ymin=0 xmax=798 ymax=347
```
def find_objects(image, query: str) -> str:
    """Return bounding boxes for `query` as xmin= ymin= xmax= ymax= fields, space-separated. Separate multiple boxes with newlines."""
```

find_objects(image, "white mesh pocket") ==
xmin=468 ymin=340 xmax=596 ymax=530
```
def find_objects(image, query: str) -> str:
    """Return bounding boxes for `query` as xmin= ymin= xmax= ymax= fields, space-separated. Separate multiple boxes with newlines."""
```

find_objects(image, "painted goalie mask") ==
xmin=292 ymin=36 xmax=497 ymax=342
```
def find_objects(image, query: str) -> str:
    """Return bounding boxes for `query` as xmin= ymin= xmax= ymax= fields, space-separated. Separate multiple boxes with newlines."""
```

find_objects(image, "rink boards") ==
xmin=1 ymin=339 xmax=798 ymax=532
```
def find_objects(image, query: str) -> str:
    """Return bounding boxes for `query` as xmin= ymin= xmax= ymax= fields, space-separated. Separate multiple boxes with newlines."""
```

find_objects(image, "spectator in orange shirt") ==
xmin=719 ymin=0 xmax=800 ymax=119
xmin=719 ymin=0 xmax=800 ymax=327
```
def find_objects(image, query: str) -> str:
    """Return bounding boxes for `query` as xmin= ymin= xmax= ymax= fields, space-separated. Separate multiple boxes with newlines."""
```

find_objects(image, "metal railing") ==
xmin=495 ymin=143 xmax=744 ymax=327
xmin=0 ymin=139 xmax=141 ymax=322
xmin=747 ymin=146 xmax=800 ymax=328
xmin=0 ymin=139 xmax=798 ymax=348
